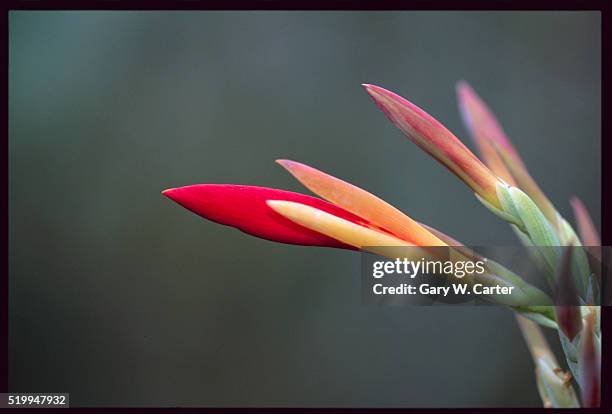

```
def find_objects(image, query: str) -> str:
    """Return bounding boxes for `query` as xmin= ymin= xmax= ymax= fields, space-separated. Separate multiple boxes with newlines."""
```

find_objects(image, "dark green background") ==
xmin=9 ymin=11 xmax=600 ymax=407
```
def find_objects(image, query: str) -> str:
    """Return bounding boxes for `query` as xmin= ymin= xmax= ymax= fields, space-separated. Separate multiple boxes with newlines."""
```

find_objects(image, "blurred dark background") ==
xmin=9 ymin=12 xmax=600 ymax=407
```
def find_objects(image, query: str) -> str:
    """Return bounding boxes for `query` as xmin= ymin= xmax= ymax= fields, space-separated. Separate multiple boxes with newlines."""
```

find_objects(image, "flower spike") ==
xmin=163 ymin=80 xmax=599 ymax=409
xmin=363 ymin=83 xmax=503 ymax=209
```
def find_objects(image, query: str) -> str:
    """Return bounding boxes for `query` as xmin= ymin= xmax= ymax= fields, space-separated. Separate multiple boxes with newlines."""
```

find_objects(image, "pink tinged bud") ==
xmin=363 ymin=83 xmax=502 ymax=209
xmin=456 ymin=81 xmax=558 ymax=225
xmin=570 ymin=197 xmax=601 ymax=248
xmin=579 ymin=309 xmax=601 ymax=407
xmin=456 ymin=81 xmax=517 ymax=186
xmin=162 ymin=184 xmax=374 ymax=249
xmin=554 ymin=245 xmax=582 ymax=341
xmin=491 ymin=139 xmax=559 ymax=227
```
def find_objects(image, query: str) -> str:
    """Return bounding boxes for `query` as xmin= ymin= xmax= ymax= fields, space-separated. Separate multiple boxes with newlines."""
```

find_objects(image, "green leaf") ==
xmin=475 ymin=192 xmax=525 ymax=230
xmin=483 ymin=259 xmax=553 ymax=306
xmin=509 ymin=187 xmax=561 ymax=284
xmin=515 ymin=307 xmax=558 ymax=329
xmin=511 ymin=225 xmax=550 ymax=274
xmin=496 ymin=182 xmax=521 ymax=221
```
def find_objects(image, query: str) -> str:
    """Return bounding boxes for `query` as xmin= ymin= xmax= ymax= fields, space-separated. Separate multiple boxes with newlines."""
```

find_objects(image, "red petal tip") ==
xmin=162 ymin=188 xmax=177 ymax=197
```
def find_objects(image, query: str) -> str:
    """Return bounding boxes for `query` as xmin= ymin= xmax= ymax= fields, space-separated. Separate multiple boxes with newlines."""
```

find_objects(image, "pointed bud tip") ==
xmin=266 ymin=199 xmax=285 ymax=209
xmin=162 ymin=186 xmax=200 ymax=206
xmin=361 ymin=83 xmax=386 ymax=98
xmin=276 ymin=159 xmax=311 ymax=174
xmin=455 ymin=79 xmax=469 ymax=92
xmin=275 ymin=159 xmax=293 ymax=168
xmin=266 ymin=200 xmax=299 ymax=218
xmin=162 ymin=188 xmax=177 ymax=198
xmin=455 ymin=80 xmax=475 ymax=101
xmin=361 ymin=83 xmax=375 ymax=96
